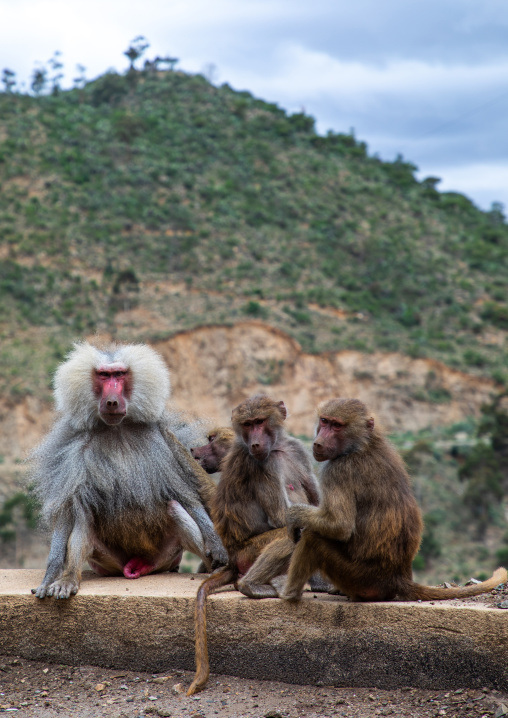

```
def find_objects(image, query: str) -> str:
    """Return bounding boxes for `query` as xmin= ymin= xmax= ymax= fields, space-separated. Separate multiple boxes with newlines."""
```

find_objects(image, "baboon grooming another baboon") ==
xmin=188 ymin=394 xmax=319 ymax=695
xmin=281 ymin=397 xmax=507 ymax=603
xmin=191 ymin=424 xmax=328 ymax=581
xmin=191 ymin=426 xmax=320 ymax=507
xmin=30 ymin=342 xmax=227 ymax=600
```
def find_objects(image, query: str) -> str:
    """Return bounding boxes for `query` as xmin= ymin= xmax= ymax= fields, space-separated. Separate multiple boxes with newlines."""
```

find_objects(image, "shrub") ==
xmin=90 ymin=72 xmax=129 ymax=106
xmin=112 ymin=111 xmax=147 ymax=142
xmin=242 ymin=301 xmax=268 ymax=319
xmin=463 ymin=349 xmax=488 ymax=368
xmin=0 ymin=491 xmax=39 ymax=543
xmin=497 ymin=546 xmax=508 ymax=565
xmin=383 ymin=155 xmax=417 ymax=189
xmin=481 ymin=302 xmax=508 ymax=330
xmin=397 ymin=304 xmax=421 ymax=327
xmin=288 ymin=112 xmax=315 ymax=133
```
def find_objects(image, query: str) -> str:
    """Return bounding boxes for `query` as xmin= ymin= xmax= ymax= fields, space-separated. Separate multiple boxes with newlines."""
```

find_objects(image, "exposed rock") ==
xmin=157 ymin=322 xmax=495 ymax=436
xmin=0 ymin=323 xmax=496 ymax=472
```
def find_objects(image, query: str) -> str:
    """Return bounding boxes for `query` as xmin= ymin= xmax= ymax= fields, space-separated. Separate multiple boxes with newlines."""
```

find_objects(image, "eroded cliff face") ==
xmin=157 ymin=322 xmax=496 ymax=436
xmin=0 ymin=396 xmax=53 ymax=469
xmin=0 ymin=322 xmax=497 ymax=466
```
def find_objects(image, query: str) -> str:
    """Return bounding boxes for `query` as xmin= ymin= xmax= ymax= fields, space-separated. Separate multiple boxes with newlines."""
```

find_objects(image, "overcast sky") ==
xmin=1 ymin=0 xmax=508 ymax=211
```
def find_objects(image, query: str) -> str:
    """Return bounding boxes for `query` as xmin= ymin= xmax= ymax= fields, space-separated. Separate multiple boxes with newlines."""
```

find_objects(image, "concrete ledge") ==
xmin=1 ymin=569 xmax=507 ymax=690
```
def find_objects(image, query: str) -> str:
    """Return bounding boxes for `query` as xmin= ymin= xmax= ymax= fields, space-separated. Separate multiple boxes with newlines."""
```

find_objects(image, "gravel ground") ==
xmin=1 ymin=655 xmax=507 ymax=718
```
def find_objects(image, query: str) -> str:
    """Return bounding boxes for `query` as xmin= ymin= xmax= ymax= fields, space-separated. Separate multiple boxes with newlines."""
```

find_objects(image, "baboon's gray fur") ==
xmin=30 ymin=341 xmax=226 ymax=599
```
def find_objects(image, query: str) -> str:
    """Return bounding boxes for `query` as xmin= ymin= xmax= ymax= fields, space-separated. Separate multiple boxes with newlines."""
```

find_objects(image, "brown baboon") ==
xmin=191 ymin=427 xmax=235 ymax=475
xmin=188 ymin=394 xmax=319 ymax=696
xmin=191 ymin=425 xmax=320 ymax=507
xmin=281 ymin=397 xmax=507 ymax=603
xmin=30 ymin=342 xmax=227 ymax=600
xmin=191 ymin=424 xmax=325 ymax=579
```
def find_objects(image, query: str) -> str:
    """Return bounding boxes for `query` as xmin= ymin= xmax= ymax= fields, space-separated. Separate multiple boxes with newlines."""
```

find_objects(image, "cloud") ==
xmin=430 ymin=162 xmax=508 ymax=209
xmin=225 ymin=43 xmax=508 ymax=105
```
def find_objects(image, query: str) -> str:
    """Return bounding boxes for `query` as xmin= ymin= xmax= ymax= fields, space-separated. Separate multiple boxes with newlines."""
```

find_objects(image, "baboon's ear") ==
xmin=277 ymin=401 xmax=287 ymax=421
xmin=366 ymin=417 xmax=374 ymax=430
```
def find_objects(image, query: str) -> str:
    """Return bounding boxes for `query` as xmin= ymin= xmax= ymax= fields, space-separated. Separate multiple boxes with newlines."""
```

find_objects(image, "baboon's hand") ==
xmin=32 ymin=583 xmax=51 ymax=599
xmin=286 ymin=504 xmax=308 ymax=543
xmin=32 ymin=579 xmax=79 ymax=599
xmin=206 ymin=536 xmax=228 ymax=570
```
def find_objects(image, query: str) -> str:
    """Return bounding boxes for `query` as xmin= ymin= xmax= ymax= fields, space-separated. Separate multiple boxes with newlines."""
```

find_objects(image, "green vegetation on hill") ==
xmin=392 ymin=406 xmax=508 ymax=583
xmin=0 ymin=63 xmax=507 ymax=399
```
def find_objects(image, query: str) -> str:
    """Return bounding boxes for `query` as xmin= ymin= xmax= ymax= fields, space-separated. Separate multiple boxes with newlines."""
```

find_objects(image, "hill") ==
xmin=0 ymin=63 xmax=507 ymax=582
xmin=0 ymin=65 xmax=507 ymax=402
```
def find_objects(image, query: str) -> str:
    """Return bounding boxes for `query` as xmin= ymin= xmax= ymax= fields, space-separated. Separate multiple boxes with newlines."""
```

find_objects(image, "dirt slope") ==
xmin=0 ymin=322 xmax=496 ymax=467
xmin=158 ymin=322 xmax=496 ymax=436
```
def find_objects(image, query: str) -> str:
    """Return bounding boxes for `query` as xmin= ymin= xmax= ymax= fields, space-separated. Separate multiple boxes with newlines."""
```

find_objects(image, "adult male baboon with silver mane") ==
xmin=30 ymin=341 xmax=227 ymax=600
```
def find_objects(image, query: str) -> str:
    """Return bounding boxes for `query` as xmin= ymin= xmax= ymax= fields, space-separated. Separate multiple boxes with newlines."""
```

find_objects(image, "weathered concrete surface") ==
xmin=1 ymin=569 xmax=507 ymax=690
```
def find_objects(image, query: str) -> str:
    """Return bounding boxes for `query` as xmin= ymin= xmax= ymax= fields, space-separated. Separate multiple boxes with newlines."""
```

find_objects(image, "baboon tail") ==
xmin=399 ymin=566 xmax=507 ymax=601
xmin=187 ymin=566 xmax=237 ymax=696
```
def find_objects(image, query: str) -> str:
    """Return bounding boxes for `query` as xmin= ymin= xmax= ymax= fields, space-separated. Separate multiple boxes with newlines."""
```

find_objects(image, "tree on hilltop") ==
xmin=124 ymin=36 xmax=150 ymax=70
xmin=30 ymin=66 xmax=47 ymax=95
xmin=1 ymin=68 xmax=16 ymax=93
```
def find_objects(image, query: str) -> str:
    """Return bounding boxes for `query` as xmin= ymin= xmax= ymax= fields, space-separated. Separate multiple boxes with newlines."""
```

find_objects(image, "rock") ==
xmin=265 ymin=712 xmax=284 ymax=718
xmin=495 ymin=704 xmax=508 ymax=718
xmin=152 ymin=676 xmax=171 ymax=684
xmin=497 ymin=601 xmax=508 ymax=609
xmin=465 ymin=578 xmax=481 ymax=586
xmin=146 ymin=709 xmax=171 ymax=717
xmin=171 ymin=683 xmax=186 ymax=695
xmin=95 ymin=683 xmax=106 ymax=692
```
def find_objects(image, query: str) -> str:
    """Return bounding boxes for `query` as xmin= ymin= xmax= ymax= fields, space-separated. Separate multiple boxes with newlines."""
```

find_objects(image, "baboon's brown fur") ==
xmin=188 ymin=394 xmax=319 ymax=695
xmin=191 ymin=427 xmax=236 ymax=475
xmin=192 ymin=424 xmax=320 ymax=507
xmin=281 ymin=398 xmax=507 ymax=603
